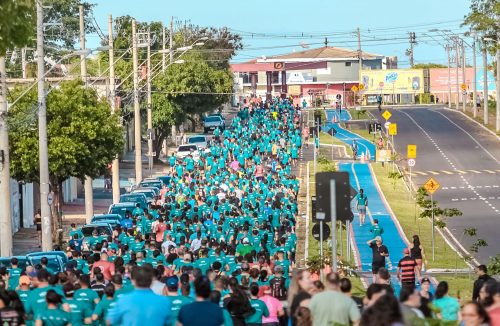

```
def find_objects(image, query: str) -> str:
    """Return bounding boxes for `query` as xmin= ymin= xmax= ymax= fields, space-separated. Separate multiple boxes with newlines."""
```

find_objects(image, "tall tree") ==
xmin=0 ymin=0 xmax=36 ymax=56
xmin=8 ymin=80 xmax=124 ymax=234
xmin=463 ymin=0 xmax=500 ymax=54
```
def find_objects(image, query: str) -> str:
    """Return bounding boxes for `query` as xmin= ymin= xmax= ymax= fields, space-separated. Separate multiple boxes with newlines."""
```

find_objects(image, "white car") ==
xmin=187 ymin=135 xmax=209 ymax=149
xmin=175 ymin=144 xmax=200 ymax=161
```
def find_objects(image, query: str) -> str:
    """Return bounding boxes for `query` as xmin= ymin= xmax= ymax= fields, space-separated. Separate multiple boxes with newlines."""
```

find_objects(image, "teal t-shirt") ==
xmin=35 ymin=307 xmax=71 ymax=326
xmin=64 ymin=298 xmax=92 ymax=326
xmin=245 ymin=298 xmax=269 ymax=324
xmin=167 ymin=295 xmax=194 ymax=326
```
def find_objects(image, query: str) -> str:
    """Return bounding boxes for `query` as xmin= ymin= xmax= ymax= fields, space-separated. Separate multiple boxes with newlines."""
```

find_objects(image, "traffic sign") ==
xmin=407 ymin=144 xmax=417 ymax=158
xmin=423 ymin=177 xmax=441 ymax=195
xmin=358 ymin=84 xmax=365 ymax=91
xmin=336 ymin=94 xmax=342 ymax=100
xmin=382 ymin=110 xmax=392 ymax=120
xmin=460 ymin=83 xmax=467 ymax=91
xmin=315 ymin=172 xmax=354 ymax=222
xmin=47 ymin=193 xmax=54 ymax=206
xmin=351 ymin=85 xmax=358 ymax=92
xmin=384 ymin=121 xmax=391 ymax=129
xmin=462 ymin=90 xmax=467 ymax=95
xmin=379 ymin=81 xmax=384 ymax=88
xmin=312 ymin=222 xmax=331 ymax=241
xmin=388 ymin=123 xmax=398 ymax=135
xmin=408 ymin=158 xmax=416 ymax=167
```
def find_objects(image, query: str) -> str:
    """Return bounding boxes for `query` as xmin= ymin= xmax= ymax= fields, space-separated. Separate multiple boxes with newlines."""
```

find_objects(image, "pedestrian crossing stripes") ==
xmin=407 ymin=169 xmax=500 ymax=176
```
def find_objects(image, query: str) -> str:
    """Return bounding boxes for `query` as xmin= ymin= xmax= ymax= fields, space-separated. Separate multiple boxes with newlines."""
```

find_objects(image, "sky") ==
xmin=86 ymin=0 xmax=477 ymax=68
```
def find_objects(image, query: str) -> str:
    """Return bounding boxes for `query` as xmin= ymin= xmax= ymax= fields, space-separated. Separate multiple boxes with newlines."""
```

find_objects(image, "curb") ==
xmin=442 ymin=108 xmax=500 ymax=140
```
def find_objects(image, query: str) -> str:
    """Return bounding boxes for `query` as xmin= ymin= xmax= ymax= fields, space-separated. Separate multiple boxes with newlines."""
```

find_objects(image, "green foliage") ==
xmin=0 ymin=0 xmax=36 ymax=56
xmin=487 ymin=255 xmax=500 ymax=275
xmin=317 ymin=156 xmax=330 ymax=165
xmin=357 ymin=109 xmax=367 ymax=119
xmin=463 ymin=0 xmax=500 ymax=54
xmin=7 ymin=79 xmax=124 ymax=185
xmin=415 ymin=187 xmax=463 ymax=228
xmin=388 ymin=171 xmax=403 ymax=190
xmin=413 ymin=63 xmax=447 ymax=69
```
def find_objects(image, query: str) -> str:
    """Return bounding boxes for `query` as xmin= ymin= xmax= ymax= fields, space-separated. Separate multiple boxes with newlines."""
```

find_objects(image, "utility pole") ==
xmin=446 ymin=44 xmax=452 ymax=108
xmin=170 ymin=17 xmax=176 ymax=144
xmin=109 ymin=15 xmax=120 ymax=204
xmin=472 ymin=38 xmax=478 ymax=118
xmin=455 ymin=37 xmax=460 ymax=110
xmin=408 ymin=32 xmax=416 ymax=68
xmin=0 ymin=57 xmax=13 ymax=257
xmin=132 ymin=20 xmax=142 ymax=184
xmin=80 ymin=5 xmax=93 ymax=223
xmin=147 ymin=28 xmax=153 ymax=177
xmin=357 ymin=27 xmax=362 ymax=72
xmin=496 ymin=35 xmax=500 ymax=133
xmin=37 ymin=0 xmax=53 ymax=251
xmin=162 ymin=23 xmax=166 ymax=72
xmin=462 ymin=39 xmax=466 ymax=112
xmin=482 ymin=42 xmax=489 ymax=125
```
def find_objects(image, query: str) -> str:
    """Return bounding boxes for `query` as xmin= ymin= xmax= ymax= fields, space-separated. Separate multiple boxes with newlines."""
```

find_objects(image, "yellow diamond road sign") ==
xmin=351 ymin=85 xmax=358 ymax=92
xmin=423 ymin=177 xmax=440 ymax=195
xmin=358 ymin=84 xmax=365 ymax=90
xmin=382 ymin=110 xmax=392 ymax=120
xmin=460 ymin=83 xmax=467 ymax=91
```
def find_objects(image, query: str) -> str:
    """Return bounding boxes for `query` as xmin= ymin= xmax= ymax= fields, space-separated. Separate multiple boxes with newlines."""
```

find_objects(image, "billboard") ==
xmin=360 ymin=69 xmax=424 ymax=94
xmin=429 ymin=68 xmax=496 ymax=93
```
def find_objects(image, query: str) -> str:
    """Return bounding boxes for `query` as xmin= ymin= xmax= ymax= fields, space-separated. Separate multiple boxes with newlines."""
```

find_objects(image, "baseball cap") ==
xmin=19 ymin=275 xmax=31 ymax=286
xmin=403 ymin=248 xmax=410 ymax=254
xmin=242 ymin=238 xmax=249 ymax=244
xmin=421 ymin=277 xmax=431 ymax=284
xmin=166 ymin=276 xmax=179 ymax=289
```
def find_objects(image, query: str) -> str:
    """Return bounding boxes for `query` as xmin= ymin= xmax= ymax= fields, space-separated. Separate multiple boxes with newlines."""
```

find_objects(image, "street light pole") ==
xmin=482 ymin=43 xmax=489 ymax=125
xmin=37 ymin=0 xmax=53 ymax=251
xmin=446 ymin=44 xmax=452 ymax=108
xmin=462 ymin=39 xmax=466 ymax=112
xmin=455 ymin=37 xmax=460 ymax=110
xmin=109 ymin=15 xmax=120 ymax=204
xmin=80 ymin=5 xmax=93 ymax=223
xmin=496 ymin=38 xmax=500 ymax=133
xmin=0 ymin=57 xmax=13 ymax=257
xmin=169 ymin=17 xmax=177 ymax=144
xmin=147 ymin=28 xmax=153 ymax=177
xmin=472 ymin=38 xmax=478 ymax=118
xmin=132 ymin=20 xmax=142 ymax=184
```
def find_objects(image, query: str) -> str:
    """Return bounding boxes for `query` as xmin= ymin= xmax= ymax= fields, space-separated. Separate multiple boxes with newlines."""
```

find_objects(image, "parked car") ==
xmin=26 ymin=251 xmax=68 ymax=273
xmin=80 ymin=223 xmax=113 ymax=249
xmin=175 ymin=144 xmax=200 ymax=161
xmin=108 ymin=202 xmax=136 ymax=219
xmin=139 ymin=178 xmax=163 ymax=189
xmin=119 ymin=193 xmax=148 ymax=209
xmin=203 ymin=116 xmax=225 ymax=133
xmin=131 ymin=187 xmax=158 ymax=204
xmin=187 ymin=135 xmax=209 ymax=149
xmin=91 ymin=214 xmax=122 ymax=229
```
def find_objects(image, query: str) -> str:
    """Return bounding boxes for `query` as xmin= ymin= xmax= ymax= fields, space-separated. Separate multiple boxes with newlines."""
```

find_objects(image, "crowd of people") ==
xmin=0 ymin=96 xmax=498 ymax=326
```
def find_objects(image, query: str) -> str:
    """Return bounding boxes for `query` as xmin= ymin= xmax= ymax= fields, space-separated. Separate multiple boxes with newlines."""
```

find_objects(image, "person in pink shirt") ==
xmin=91 ymin=252 xmax=115 ymax=281
xmin=259 ymin=285 xmax=284 ymax=326
xmin=230 ymin=159 xmax=239 ymax=172
xmin=255 ymin=164 xmax=264 ymax=181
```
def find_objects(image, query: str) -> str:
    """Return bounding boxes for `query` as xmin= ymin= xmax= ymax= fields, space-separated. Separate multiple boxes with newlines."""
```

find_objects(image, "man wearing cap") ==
xmin=165 ymin=276 xmax=194 ymax=326
xmin=397 ymin=248 xmax=420 ymax=292
xmin=367 ymin=236 xmax=390 ymax=283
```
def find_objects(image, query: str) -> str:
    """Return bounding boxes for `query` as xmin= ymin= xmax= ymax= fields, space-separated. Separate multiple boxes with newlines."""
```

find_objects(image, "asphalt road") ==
xmin=370 ymin=106 xmax=500 ymax=263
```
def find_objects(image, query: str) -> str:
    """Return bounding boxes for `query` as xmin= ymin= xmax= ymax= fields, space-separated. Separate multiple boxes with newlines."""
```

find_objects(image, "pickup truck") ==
xmin=203 ymin=116 xmax=225 ymax=133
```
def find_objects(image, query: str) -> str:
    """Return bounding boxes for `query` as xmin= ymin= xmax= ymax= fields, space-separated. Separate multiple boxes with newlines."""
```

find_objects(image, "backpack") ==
xmin=270 ymin=277 xmax=287 ymax=301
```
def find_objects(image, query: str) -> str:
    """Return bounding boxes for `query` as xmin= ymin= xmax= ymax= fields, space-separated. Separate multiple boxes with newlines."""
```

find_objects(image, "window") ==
xmin=345 ymin=62 xmax=352 ymax=67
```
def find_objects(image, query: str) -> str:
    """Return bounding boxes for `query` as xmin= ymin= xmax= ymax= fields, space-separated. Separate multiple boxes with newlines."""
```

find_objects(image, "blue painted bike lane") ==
xmin=322 ymin=109 xmax=376 ymax=160
xmin=339 ymin=162 xmax=409 ymax=293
